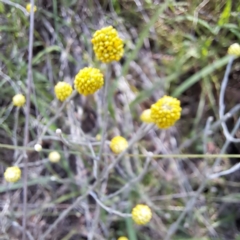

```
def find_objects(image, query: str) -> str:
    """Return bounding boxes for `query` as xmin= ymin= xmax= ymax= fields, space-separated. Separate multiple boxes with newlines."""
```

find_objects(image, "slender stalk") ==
xmin=96 ymin=65 xmax=111 ymax=177
xmin=87 ymin=204 xmax=100 ymax=240
xmin=1 ymin=142 xmax=240 ymax=159
xmin=89 ymin=191 xmax=132 ymax=218
xmin=22 ymin=1 xmax=35 ymax=239
xmin=13 ymin=107 xmax=20 ymax=161
xmin=219 ymin=56 xmax=240 ymax=142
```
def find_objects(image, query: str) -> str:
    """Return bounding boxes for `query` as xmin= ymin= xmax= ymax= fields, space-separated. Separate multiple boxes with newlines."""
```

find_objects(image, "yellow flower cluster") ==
xmin=54 ymin=82 xmax=73 ymax=101
xmin=74 ymin=67 xmax=104 ymax=96
xmin=150 ymin=96 xmax=181 ymax=129
xmin=140 ymin=109 xmax=154 ymax=123
xmin=131 ymin=204 xmax=152 ymax=225
xmin=91 ymin=26 xmax=124 ymax=63
xmin=228 ymin=43 xmax=240 ymax=57
xmin=12 ymin=94 xmax=26 ymax=107
xmin=26 ymin=3 xmax=37 ymax=13
xmin=110 ymin=136 xmax=128 ymax=154
xmin=4 ymin=166 xmax=21 ymax=183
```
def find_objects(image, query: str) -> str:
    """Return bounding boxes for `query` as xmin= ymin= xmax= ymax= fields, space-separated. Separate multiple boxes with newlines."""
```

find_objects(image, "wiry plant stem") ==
xmin=219 ymin=55 xmax=240 ymax=143
xmin=22 ymin=1 xmax=35 ymax=239
xmin=96 ymin=65 xmax=111 ymax=177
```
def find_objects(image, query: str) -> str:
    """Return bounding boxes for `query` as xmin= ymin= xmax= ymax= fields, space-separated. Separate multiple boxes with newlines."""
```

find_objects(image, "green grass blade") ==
xmin=218 ymin=0 xmax=232 ymax=26
xmin=172 ymin=55 xmax=231 ymax=97
xmin=32 ymin=45 xmax=62 ymax=65
xmin=126 ymin=210 xmax=137 ymax=240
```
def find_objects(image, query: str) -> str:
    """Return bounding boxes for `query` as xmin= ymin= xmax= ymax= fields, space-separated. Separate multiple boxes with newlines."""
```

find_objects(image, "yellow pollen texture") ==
xmin=91 ymin=26 xmax=124 ymax=63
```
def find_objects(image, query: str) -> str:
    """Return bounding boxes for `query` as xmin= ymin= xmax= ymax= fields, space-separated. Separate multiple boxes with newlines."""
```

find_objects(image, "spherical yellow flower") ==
xmin=54 ymin=82 xmax=73 ymax=101
xmin=4 ymin=166 xmax=21 ymax=183
xmin=26 ymin=3 xmax=37 ymax=13
xmin=150 ymin=96 xmax=181 ymax=129
xmin=91 ymin=26 xmax=124 ymax=63
xmin=48 ymin=151 xmax=61 ymax=163
xmin=228 ymin=43 xmax=240 ymax=57
xmin=12 ymin=94 xmax=26 ymax=107
xmin=110 ymin=136 xmax=128 ymax=154
xmin=140 ymin=109 xmax=154 ymax=123
xmin=131 ymin=204 xmax=152 ymax=225
xmin=118 ymin=237 xmax=128 ymax=240
xmin=74 ymin=67 xmax=104 ymax=96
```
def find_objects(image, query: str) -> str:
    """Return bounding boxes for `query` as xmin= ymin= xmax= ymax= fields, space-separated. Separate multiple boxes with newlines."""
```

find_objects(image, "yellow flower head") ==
xmin=48 ymin=151 xmax=61 ymax=163
xmin=228 ymin=43 xmax=240 ymax=57
xmin=140 ymin=109 xmax=154 ymax=123
xmin=150 ymin=96 xmax=181 ymax=129
xmin=131 ymin=204 xmax=152 ymax=225
xmin=54 ymin=82 xmax=73 ymax=101
xmin=26 ymin=3 xmax=37 ymax=13
xmin=110 ymin=136 xmax=128 ymax=154
xmin=12 ymin=94 xmax=26 ymax=107
xmin=118 ymin=237 xmax=128 ymax=240
xmin=74 ymin=67 xmax=104 ymax=96
xmin=91 ymin=26 xmax=124 ymax=63
xmin=4 ymin=166 xmax=21 ymax=183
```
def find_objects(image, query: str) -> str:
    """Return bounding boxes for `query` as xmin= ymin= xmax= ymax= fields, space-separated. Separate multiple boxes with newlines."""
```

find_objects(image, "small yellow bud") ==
xmin=228 ymin=43 xmax=240 ymax=57
xmin=48 ymin=151 xmax=61 ymax=163
xmin=54 ymin=82 xmax=73 ymax=101
xmin=140 ymin=109 xmax=154 ymax=123
xmin=110 ymin=136 xmax=128 ymax=154
xmin=4 ymin=166 xmax=21 ymax=183
xmin=34 ymin=144 xmax=42 ymax=152
xmin=26 ymin=3 xmax=37 ymax=13
xmin=12 ymin=94 xmax=26 ymax=107
xmin=118 ymin=237 xmax=128 ymax=240
xmin=95 ymin=134 xmax=101 ymax=141
xmin=131 ymin=204 xmax=152 ymax=225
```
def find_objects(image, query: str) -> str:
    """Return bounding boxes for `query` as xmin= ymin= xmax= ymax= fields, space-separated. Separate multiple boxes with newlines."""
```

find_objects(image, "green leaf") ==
xmin=172 ymin=55 xmax=231 ymax=98
xmin=126 ymin=205 xmax=137 ymax=240
xmin=0 ymin=2 xmax=5 ymax=13
xmin=175 ymin=15 xmax=217 ymax=35
xmin=218 ymin=0 xmax=232 ymax=26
